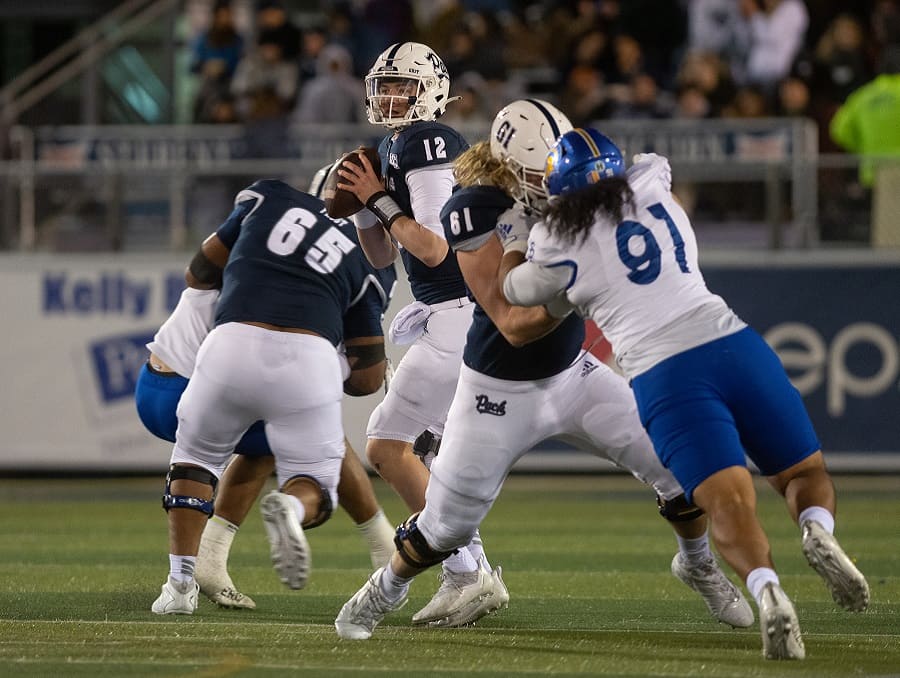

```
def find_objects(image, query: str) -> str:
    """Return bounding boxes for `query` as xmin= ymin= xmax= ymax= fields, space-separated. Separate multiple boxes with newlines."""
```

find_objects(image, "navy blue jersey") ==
xmin=215 ymin=179 xmax=390 ymax=345
xmin=343 ymin=264 xmax=397 ymax=340
xmin=378 ymin=121 xmax=468 ymax=305
xmin=441 ymin=185 xmax=585 ymax=380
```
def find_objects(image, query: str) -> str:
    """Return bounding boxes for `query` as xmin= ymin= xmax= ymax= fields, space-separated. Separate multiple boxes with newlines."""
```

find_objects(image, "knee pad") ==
xmin=657 ymin=493 xmax=704 ymax=523
xmin=412 ymin=430 xmax=441 ymax=459
xmin=162 ymin=464 xmax=218 ymax=517
xmin=394 ymin=512 xmax=457 ymax=569
xmin=284 ymin=474 xmax=333 ymax=529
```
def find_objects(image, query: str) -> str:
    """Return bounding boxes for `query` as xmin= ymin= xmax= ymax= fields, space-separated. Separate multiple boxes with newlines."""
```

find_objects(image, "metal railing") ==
xmin=0 ymin=0 xmax=180 ymax=126
xmin=0 ymin=117 xmax=892 ymax=252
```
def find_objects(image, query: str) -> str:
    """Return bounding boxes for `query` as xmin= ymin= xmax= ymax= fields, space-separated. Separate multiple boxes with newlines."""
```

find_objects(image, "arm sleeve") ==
xmin=406 ymin=165 xmax=455 ymax=237
xmin=503 ymin=261 xmax=572 ymax=307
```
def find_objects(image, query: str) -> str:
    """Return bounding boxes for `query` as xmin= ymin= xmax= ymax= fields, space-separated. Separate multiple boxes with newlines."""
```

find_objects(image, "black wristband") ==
xmin=366 ymin=191 xmax=405 ymax=231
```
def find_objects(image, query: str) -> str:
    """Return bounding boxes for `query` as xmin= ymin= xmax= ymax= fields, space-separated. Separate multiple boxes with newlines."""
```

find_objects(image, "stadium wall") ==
xmin=1 ymin=250 xmax=898 ymax=473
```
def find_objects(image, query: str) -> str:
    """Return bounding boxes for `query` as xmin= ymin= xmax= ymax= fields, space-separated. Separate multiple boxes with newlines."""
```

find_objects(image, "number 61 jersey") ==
xmin=214 ymin=179 xmax=395 ymax=346
xmin=527 ymin=155 xmax=740 ymax=378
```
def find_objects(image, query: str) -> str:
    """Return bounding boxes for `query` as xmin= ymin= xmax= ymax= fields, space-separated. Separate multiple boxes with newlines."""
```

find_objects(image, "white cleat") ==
xmin=335 ymin=567 xmax=408 ymax=640
xmin=801 ymin=519 xmax=869 ymax=612
xmin=195 ymin=546 xmax=256 ymax=609
xmin=151 ymin=577 xmax=199 ymax=615
xmin=469 ymin=563 xmax=510 ymax=623
xmin=758 ymin=582 xmax=805 ymax=660
xmin=412 ymin=561 xmax=496 ymax=627
xmin=671 ymin=553 xmax=755 ymax=628
xmin=260 ymin=490 xmax=311 ymax=590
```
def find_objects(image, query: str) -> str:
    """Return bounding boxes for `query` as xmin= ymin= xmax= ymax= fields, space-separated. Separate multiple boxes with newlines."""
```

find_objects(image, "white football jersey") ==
xmin=528 ymin=154 xmax=745 ymax=378
xmin=146 ymin=287 xmax=218 ymax=377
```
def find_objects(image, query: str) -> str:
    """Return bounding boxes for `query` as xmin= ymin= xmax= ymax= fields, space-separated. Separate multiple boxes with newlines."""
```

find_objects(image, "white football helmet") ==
xmin=365 ymin=42 xmax=454 ymax=129
xmin=490 ymin=99 xmax=573 ymax=211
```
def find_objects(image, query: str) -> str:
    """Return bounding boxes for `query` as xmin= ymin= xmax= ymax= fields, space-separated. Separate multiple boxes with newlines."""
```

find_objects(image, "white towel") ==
xmin=388 ymin=301 xmax=431 ymax=345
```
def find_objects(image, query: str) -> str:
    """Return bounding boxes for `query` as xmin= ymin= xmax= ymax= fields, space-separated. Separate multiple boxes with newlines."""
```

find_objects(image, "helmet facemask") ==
xmin=365 ymin=42 xmax=454 ymax=130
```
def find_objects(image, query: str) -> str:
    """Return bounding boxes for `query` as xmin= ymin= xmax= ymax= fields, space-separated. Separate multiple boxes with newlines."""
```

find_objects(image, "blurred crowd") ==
xmin=187 ymin=0 xmax=900 ymax=150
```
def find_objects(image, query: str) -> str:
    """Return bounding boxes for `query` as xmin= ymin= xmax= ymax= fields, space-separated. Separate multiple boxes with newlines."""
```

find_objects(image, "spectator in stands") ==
xmin=231 ymin=29 xmax=299 ymax=121
xmin=830 ymin=53 xmax=900 ymax=187
xmin=298 ymin=25 xmax=329 ymax=86
xmin=559 ymin=64 xmax=609 ymax=127
xmin=813 ymin=14 xmax=871 ymax=104
xmin=674 ymin=85 xmax=712 ymax=119
xmin=687 ymin=0 xmax=743 ymax=56
xmin=734 ymin=0 xmax=809 ymax=91
xmin=255 ymin=0 xmax=301 ymax=61
xmin=439 ymin=72 xmax=492 ymax=128
xmin=676 ymin=51 xmax=736 ymax=117
xmin=871 ymin=0 xmax=900 ymax=68
xmin=607 ymin=73 xmax=673 ymax=120
xmin=776 ymin=75 xmax=812 ymax=117
xmin=190 ymin=0 xmax=244 ymax=123
xmin=723 ymin=85 xmax=771 ymax=118
xmin=293 ymin=44 xmax=364 ymax=124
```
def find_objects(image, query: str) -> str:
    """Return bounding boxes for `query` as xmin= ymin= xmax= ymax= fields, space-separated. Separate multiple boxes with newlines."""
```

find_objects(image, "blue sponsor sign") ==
xmin=89 ymin=331 xmax=156 ymax=403
xmin=704 ymin=264 xmax=900 ymax=453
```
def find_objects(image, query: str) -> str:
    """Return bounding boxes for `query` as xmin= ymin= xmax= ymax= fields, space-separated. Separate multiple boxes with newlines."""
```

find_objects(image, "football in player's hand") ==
xmin=322 ymin=147 xmax=382 ymax=219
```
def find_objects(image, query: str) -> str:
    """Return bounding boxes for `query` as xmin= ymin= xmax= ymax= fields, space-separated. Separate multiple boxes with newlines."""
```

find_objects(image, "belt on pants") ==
xmin=428 ymin=296 xmax=472 ymax=313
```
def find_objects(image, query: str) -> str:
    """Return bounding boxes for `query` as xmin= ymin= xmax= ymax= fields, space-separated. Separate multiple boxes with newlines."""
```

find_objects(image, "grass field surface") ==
xmin=0 ymin=473 xmax=897 ymax=676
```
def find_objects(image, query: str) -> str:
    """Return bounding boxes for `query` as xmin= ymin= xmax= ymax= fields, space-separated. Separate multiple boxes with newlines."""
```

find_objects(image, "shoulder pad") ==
xmin=441 ymin=186 xmax=514 ymax=252
xmin=396 ymin=123 xmax=469 ymax=172
xmin=627 ymin=153 xmax=672 ymax=193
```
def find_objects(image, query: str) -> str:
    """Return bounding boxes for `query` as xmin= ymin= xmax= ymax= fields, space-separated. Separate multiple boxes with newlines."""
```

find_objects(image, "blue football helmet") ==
xmin=544 ymin=128 xmax=624 ymax=197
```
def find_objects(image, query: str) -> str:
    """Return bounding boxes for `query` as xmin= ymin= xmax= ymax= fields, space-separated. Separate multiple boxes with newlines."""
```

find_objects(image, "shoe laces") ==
xmin=684 ymin=557 xmax=740 ymax=601
xmin=437 ymin=568 xmax=478 ymax=594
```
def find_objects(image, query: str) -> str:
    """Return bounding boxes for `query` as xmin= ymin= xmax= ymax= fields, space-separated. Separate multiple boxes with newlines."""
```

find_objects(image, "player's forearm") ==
xmin=355 ymin=222 xmax=397 ymax=269
xmin=496 ymin=305 xmax=562 ymax=348
xmin=389 ymin=216 xmax=449 ymax=267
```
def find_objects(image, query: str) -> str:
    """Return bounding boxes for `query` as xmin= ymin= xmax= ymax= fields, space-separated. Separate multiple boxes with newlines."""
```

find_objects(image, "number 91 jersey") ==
xmin=528 ymin=155 xmax=728 ymax=374
xmin=213 ymin=179 xmax=382 ymax=346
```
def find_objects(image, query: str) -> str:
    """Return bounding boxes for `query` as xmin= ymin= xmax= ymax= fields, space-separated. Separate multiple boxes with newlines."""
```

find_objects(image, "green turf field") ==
xmin=0 ymin=473 xmax=896 ymax=676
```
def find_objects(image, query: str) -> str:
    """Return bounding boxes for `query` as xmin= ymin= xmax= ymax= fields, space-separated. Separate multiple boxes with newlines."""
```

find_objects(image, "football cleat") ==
xmin=468 ymin=563 xmax=510 ymax=624
xmin=151 ymin=577 xmax=199 ymax=615
xmin=671 ymin=552 xmax=754 ymax=627
xmin=801 ymin=519 xmax=869 ymax=612
xmin=758 ymin=582 xmax=805 ymax=660
xmin=260 ymin=490 xmax=311 ymax=590
xmin=196 ymin=540 xmax=256 ymax=610
xmin=412 ymin=560 xmax=497 ymax=627
xmin=334 ymin=567 xmax=408 ymax=640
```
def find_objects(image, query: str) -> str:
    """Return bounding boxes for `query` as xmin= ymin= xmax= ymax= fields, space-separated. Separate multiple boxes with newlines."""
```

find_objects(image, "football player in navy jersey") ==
xmin=334 ymin=42 xmax=506 ymax=627
xmin=150 ymin=178 xmax=396 ymax=615
xmin=334 ymin=100 xmax=753 ymax=641
xmin=139 ymin=165 xmax=398 ymax=610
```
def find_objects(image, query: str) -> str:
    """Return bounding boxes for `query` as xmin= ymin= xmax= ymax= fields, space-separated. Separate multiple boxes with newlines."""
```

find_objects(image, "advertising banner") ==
xmin=1 ymin=253 xmax=897 ymax=472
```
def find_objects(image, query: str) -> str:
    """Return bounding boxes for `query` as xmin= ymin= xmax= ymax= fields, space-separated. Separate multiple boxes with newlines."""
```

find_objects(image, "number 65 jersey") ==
xmin=214 ymin=179 xmax=395 ymax=346
xmin=527 ymin=154 xmax=745 ymax=379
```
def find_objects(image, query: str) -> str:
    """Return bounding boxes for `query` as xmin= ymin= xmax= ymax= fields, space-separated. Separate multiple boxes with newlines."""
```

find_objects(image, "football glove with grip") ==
xmin=495 ymin=206 xmax=535 ymax=255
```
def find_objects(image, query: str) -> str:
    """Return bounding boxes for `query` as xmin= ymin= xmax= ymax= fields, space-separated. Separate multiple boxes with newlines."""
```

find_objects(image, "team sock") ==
xmin=379 ymin=560 xmax=412 ymax=603
xmin=798 ymin=506 xmax=835 ymax=535
xmin=676 ymin=532 xmax=713 ymax=566
xmin=356 ymin=508 xmax=396 ymax=567
xmin=746 ymin=567 xmax=780 ymax=605
xmin=169 ymin=554 xmax=196 ymax=584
